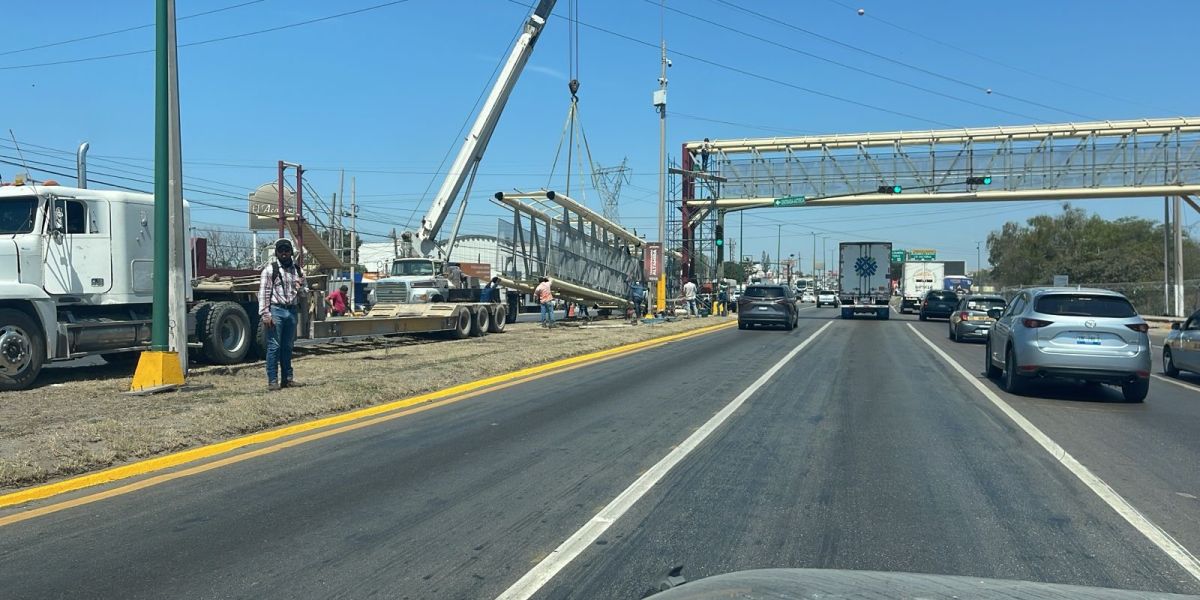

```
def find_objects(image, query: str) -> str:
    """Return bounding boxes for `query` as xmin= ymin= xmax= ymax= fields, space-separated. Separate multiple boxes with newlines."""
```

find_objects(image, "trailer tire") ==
xmin=0 ymin=308 xmax=45 ymax=391
xmin=200 ymin=301 xmax=251 ymax=364
xmin=449 ymin=307 xmax=472 ymax=340
xmin=470 ymin=305 xmax=490 ymax=337
xmin=488 ymin=305 xmax=507 ymax=333
xmin=506 ymin=292 xmax=520 ymax=324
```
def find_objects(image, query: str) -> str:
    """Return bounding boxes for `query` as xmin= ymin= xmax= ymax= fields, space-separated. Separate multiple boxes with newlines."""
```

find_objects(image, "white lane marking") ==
xmin=906 ymin=324 xmax=1200 ymax=583
xmin=1152 ymin=373 xmax=1200 ymax=393
xmin=495 ymin=321 xmax=834 ymax=600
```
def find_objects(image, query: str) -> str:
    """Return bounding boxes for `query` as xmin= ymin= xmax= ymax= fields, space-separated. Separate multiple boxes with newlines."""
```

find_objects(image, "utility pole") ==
xmin=776 ymin=224 xmax=782 ymax=284
xmin=1175 ymin=195 xmax=1184 ymax=316
xmin=976 ymin=241 xmax=983 ymax=288
xmin=1164 ymin=197 xmax=1171 ymax=315
xmin=350 ymin=176 xmax=358 ymax=311
xmin=654 ymin=24 xmax=668 ymax=313
xmin=811 ymin=232 xmax=816 ymax=279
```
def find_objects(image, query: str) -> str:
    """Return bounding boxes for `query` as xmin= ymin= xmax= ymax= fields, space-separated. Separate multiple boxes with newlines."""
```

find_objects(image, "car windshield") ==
xmin=9 ymin=6 xmax=1197 ymax=600
xmin=1034 ymin=294 xmax=1137 ymax=318
xmin=390 ymin=260 xmax=435 ymax=277
xmin=744 ymin=286 xmax=784 ymax=298
xmin=0 ymin=197 xmax=39 ymax=234
xmin=965 ymin=298 xmax=1006 ymax=312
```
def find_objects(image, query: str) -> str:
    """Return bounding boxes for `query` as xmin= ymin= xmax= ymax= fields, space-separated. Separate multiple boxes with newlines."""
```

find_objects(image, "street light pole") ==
xmin=776 ymin=224 xmax=782 ymax=284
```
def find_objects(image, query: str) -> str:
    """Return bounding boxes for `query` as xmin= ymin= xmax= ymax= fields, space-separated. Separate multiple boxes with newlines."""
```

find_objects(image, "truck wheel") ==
xmin=449 ymin=307 xmax=472 ymax=340
xmin=200 ymin=301 xmax=251 ymax=364
xmin=470 ymin=305 xmax=490 ymax=337
xmin=488 ymin=305 xmax=507 ymax=333
xmin=0 ymin=308 xmax=45 ymax=391
xmin=506 ymin=292 xmax=520 ymax=324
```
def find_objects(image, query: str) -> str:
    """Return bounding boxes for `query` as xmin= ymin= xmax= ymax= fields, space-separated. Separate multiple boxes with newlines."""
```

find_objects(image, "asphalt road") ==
xmin=2 ymin=306 xmax=1199 ymax=599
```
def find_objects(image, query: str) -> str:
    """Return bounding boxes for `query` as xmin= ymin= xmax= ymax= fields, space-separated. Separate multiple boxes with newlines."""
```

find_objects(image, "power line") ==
xmin=821 ymin=0 xmax=1176 ymax=115
xmin=654 ymin=0 xmax=1047 ymax=122
xmin=0 ymin=0 xmax=414 ymax=71
xmin=0 ymin=0 xmax=268 ymax=57
xmin=504 ymin=0 xmax=955 ymax=128
xmin=712 ymin=0 xmax=1097 ymax=122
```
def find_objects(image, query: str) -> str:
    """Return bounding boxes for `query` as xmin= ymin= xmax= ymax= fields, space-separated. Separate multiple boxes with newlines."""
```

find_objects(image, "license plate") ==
xmin=1075 ymin=335 xmax=1102 ymax=345
xmin=757 ymin=306 xmax=769 ymax=311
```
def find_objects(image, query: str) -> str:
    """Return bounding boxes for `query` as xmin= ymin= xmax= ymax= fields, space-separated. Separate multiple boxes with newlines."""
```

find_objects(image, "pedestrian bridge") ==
xmin=683 ymin=117 xmax=1200 ymax=208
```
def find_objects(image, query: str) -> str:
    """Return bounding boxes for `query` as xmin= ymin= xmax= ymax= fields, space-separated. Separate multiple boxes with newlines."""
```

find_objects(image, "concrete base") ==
xmin=130 ymin=351 xmax=186 ymax=392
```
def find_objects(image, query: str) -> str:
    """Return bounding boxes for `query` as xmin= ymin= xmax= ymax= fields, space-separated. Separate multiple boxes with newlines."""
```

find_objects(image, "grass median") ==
xmin=0 ymin=316 xmax=732 ymax=491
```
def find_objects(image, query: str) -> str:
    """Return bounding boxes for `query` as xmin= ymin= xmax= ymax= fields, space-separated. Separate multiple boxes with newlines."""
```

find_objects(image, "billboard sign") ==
xmin=248 ymin=182 xmax=297 ymax=231
xmin=644 ymin=243 xmax=663 ymax=281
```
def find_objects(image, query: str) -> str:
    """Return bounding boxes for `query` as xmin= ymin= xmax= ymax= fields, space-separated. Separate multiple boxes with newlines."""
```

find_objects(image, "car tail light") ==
xmin=775 ymin=298 xmax=790 ymax=305
xmin=959 ymin=311 xmax=970 ymax=321
xmin=1125 ymin=323 xmax=1149 ymax=333
xmin=922 ymin=300 xmax=928 ymax=308
xmin=1021 ymin=318 xmax=1053 ymax=328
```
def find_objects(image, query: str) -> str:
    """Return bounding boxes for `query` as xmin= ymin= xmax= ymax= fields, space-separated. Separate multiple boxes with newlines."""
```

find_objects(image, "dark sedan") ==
xmin=918 ymin=290 xmax=959 ymax=321
xmin=738 ymin=284 xmax=799 ymax=330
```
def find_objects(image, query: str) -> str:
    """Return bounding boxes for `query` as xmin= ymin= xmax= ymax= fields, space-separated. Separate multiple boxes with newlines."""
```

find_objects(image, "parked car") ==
xmin=984 ymin=287 xmax=1150 ymax=402
xmin=918 ymin=290 xmax=959 ymax=320
xmin=815 ymin=290 xmax=840 ymax=308
xmin=948 ymin=294 xmax=1006 ymax=342
xmin=738 ymin=284 xmax=799 ymax=330
xmin=1161 ymin=308 xmax=1200 ymax=377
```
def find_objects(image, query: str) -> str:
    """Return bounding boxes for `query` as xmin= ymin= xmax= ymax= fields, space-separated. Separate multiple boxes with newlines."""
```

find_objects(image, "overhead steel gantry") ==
xmin=682 ymin=116 xmax=1200 ymax=208
xmin=673 ymin=116 xmax=1200 ymax=313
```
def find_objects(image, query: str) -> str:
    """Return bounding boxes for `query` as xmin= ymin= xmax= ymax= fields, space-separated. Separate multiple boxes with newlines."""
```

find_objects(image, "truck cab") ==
xmin=373 ymin=258 xmax=451 ymax=304
xmin=0 ymin=184 xmax=191 ymax=389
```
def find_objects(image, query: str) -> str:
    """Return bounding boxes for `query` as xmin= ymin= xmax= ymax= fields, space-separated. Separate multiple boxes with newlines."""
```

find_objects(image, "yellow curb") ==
xmin=0 ymin=319 xmax=737 ymax=513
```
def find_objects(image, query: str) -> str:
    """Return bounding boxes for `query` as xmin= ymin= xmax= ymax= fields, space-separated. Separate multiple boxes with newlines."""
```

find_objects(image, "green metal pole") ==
xmin=152 ymin=0 xmax=169 ymax=350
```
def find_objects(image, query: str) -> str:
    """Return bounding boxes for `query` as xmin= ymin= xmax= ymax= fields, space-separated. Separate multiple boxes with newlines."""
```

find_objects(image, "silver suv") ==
xmin=984 ymin=287 xmax=1150 ymax=402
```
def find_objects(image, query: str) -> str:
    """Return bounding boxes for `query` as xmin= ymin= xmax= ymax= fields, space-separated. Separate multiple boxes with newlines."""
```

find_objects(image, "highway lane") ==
xmin=0 ymin=313 xmax=823 ymax=599
xmin=533 ymin=308 xmax=1200 ymax=598
xmin=903 ymin=311 xmax=1200 ymax=560
xmin=2 ymin=306 xmax=1199 ymax=598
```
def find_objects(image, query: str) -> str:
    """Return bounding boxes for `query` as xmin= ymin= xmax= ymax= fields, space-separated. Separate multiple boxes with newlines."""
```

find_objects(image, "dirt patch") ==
xmin=0 ymin=316 xmax=732 ymax=491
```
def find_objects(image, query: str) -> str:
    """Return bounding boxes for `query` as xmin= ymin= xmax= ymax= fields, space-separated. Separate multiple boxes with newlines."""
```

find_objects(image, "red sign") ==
xmin=644 ymin=243 xmax=663 ymax=281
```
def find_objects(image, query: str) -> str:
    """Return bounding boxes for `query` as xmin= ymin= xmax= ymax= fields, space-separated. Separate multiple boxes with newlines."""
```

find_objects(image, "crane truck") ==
xmin=373 ymin=0 xmax=556 ymax=324
xmin=0 ymin=0 xmax=559 ymax=390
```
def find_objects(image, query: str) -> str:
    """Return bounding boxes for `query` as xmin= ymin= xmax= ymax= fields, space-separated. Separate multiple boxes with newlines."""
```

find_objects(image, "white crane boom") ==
xmin=416 ymin=0 xmax=557 ymax=257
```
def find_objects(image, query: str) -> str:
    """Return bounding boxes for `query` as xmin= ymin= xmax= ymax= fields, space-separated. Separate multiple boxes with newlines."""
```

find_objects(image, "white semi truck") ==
xmin=838 ymin=241 xmax=893 ymax=320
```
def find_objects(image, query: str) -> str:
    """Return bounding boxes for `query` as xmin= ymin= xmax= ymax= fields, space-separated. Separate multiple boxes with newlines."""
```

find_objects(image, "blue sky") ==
xmin=3 ymin=1 xmax=1198 ymax=273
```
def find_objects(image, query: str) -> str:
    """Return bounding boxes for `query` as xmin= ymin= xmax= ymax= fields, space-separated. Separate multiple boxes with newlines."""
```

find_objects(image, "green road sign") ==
xmin=909 ymin=252 xmax=936 ymax=261
xmin=773 ymin=195 xmax=806 ymax=207
xmin=890 ymin=250 xmax=906 ymax=262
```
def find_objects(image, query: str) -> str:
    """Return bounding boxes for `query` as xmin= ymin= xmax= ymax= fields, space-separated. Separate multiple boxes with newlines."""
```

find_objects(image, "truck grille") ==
xmin=375 ymin=281 xmax=410 ymax=303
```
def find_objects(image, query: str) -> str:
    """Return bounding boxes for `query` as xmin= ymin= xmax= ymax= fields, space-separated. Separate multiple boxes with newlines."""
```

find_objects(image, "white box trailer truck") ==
xmin=899 ymin=261 xmax=945 ymax=314
xmin=838 ymin=241 xmax=892 ymax=320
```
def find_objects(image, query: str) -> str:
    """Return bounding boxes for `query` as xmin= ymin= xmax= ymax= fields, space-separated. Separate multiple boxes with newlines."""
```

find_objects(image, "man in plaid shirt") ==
xmin=259 ymin=238 xmax=306 ymax=390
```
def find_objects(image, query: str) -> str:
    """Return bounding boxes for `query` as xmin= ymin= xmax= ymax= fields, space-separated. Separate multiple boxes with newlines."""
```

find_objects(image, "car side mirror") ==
xmin=1172 ymin=322 xmax=1181 ymax=330
xmin=987 ymin=308 xmax=1003 ymax=319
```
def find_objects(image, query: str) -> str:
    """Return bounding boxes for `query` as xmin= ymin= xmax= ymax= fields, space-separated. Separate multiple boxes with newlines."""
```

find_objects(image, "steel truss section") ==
xmin=493 ymin=190 xmax=643 ymax=302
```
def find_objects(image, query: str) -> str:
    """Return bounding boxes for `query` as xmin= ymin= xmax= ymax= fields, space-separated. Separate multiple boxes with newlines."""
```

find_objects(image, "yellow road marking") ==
xmin=0 ymin=319 xmax=737 ymax=522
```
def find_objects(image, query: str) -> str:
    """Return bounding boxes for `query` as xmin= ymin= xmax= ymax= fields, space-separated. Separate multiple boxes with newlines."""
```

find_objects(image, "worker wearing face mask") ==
xmin=258 ymin=238 xmax=306 ymax=390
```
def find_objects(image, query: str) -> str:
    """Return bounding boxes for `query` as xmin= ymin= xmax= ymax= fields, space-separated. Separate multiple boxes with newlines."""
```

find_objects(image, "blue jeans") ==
xmin=540 ymin=302 xmax=555 ymax=326
xmin=265 ymin=305 xmax=297 ymax=384
xmin=686 ymin=299 xmax=697 ymax=315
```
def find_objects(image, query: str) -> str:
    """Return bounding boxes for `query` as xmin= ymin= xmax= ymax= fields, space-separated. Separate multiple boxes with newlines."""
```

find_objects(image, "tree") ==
xmin=721 ymin=261 xmax=746 ymax=282
xmin=986 ymin=203 xmax=1200 ymax=286
xmin=201 ymin=229 xmax=255 ymax=269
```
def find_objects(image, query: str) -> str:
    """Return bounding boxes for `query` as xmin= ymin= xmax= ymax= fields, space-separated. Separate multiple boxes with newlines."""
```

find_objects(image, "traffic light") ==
xmin=715 ymin=224 xmax=724 ymax=263
xmin=877 ymin=184 xmax=902 ymax=194
xmin=966 ymin=175 xmax=992 ymax=185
